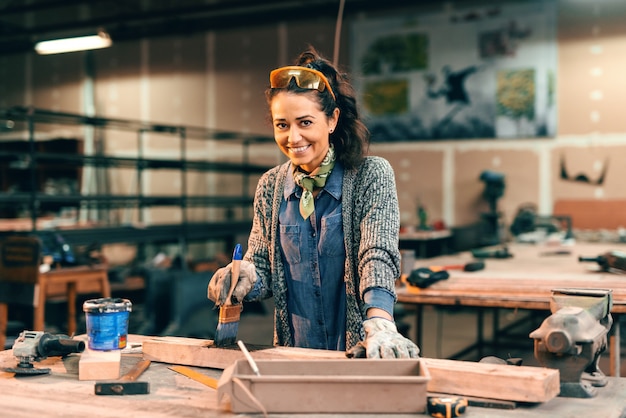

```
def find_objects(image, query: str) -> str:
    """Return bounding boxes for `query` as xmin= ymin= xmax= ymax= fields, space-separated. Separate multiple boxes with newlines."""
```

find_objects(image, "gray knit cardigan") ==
xmin=244 ymin=155 xmax=401 ymax=350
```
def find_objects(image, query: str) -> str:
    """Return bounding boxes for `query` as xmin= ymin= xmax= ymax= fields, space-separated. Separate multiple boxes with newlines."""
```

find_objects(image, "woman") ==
xmin=208 ymin=47 xmax=419 ymax=359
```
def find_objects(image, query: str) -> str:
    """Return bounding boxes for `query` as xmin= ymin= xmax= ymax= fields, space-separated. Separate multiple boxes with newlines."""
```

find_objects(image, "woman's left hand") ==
xmin=351 ymin=317 xmax=420 ymax=359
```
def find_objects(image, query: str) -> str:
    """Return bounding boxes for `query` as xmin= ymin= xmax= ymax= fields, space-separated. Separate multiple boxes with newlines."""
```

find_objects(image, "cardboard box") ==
xmin=217 ymin=358 xmax=430 ymax=414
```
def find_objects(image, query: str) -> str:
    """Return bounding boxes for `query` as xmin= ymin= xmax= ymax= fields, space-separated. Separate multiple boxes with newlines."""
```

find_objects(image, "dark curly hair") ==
xmin=266 ymin=46 xmax=370 ymax=170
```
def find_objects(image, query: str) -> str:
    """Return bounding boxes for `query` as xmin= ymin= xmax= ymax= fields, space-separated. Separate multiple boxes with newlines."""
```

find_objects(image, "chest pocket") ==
xmin=320 ymin=212 xmax=345 ymax=257
xmin=279 ymin=224 xmax=301 ymax=264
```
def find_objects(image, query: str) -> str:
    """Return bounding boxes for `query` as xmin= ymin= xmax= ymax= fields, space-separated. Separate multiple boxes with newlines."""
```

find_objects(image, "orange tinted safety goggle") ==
xmin=269 ymin=66 xmax=336 ymax=101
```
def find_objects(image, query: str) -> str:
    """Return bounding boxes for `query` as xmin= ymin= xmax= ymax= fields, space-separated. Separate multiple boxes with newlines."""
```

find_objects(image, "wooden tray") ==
xmin=217 ymin=358 xmax=430 ymax=414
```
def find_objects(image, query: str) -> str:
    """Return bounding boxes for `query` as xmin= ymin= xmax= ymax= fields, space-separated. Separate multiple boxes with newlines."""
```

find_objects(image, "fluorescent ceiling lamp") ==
xmin=35 ymin=31 xmax=112 ymax=55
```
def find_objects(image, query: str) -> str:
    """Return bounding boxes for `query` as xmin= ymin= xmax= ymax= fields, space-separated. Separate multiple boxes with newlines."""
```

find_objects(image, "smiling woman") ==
xmin=207 ymin=46 xmax=420 ymax=359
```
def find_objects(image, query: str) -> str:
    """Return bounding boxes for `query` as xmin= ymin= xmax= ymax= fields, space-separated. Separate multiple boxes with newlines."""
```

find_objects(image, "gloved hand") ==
xmin=207 ymin=260 xmax=257 ymax=306
xmin=346 ymin=317 xmax=420 ymax=359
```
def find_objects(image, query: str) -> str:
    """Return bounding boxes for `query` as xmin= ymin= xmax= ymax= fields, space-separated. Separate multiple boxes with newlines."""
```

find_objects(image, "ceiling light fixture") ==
xmin=34 ymin=31 xmax=112 ymax=55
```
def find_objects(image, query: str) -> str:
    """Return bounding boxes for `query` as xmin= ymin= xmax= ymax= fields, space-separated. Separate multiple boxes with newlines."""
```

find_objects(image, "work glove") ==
xmin=207 ymin=260 xmax=257 ymax=306
xmin=346 ymin=317 xmax=420 ymax=359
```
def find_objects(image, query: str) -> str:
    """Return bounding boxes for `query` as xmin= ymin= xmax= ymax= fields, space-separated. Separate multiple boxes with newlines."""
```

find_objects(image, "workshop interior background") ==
xmin=1 ymin=0 xmax=626 ymax=356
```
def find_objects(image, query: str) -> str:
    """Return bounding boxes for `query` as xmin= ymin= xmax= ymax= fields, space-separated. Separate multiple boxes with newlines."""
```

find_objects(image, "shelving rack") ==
xmin=0 ymin=106 xmax=274 ymax=258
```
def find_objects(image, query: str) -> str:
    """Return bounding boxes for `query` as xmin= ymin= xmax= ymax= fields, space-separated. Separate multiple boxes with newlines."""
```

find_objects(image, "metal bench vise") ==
xmin=529 ymin=288 xmax=613 ymax=398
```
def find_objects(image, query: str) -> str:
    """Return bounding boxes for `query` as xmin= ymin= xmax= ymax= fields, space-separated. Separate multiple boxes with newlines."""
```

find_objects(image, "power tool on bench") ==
xmin=471 ymin=245 xmax=513 ymax=259
xmin=406 ymin=267 xmax=450 ymax=288
xmin=1 ymin=330 xmax=85 ymax=375
xmin=578 ymin=250 xmax=626 ymax=273
xmin=405 ymin=260 xmax=485 ymax=289
xmin=529 ymin=288 xmax=612 ymax=398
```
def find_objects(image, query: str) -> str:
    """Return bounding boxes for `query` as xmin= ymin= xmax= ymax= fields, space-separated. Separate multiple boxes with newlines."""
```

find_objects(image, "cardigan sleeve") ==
xmin=244 ymin=165 xmax=280 ymax=301
xmin=353 ymin=156 xmax=402 ymax=299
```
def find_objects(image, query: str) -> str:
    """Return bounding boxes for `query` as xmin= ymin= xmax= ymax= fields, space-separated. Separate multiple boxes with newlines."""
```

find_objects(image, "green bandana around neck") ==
xmin=292 ymin=145 xmax=336 ymax=220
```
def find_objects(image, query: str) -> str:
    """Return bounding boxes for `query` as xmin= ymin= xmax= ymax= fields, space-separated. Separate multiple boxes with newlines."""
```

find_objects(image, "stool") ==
xmin=0 ymin=235 xmax=110 ymax=350
xmin=38 ymin=264 xmax=111 ymax=336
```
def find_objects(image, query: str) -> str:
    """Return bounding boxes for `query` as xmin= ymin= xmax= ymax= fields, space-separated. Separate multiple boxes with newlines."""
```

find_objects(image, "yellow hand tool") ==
xmin=427 ymin=396 xmax=468 ymax=418
xmin=168 ymin=365 xmax=219 ymax=389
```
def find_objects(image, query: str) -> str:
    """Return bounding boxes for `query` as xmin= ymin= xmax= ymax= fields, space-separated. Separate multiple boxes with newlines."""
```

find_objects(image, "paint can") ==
xmin=83 ymin=297 xmax=132 ymax=350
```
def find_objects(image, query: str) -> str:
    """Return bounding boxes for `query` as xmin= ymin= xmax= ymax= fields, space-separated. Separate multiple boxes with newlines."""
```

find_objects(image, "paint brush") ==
xmin=214 ymin=243 xmax=243 ymax=347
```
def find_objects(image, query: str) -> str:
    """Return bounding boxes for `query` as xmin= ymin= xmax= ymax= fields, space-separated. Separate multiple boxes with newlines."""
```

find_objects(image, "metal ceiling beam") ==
xmin=0 ymin=0 xmax=427 ymax=55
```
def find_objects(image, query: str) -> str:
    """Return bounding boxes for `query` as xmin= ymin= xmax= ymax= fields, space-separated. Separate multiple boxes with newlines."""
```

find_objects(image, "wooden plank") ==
xmin=141 ymin=336 xmax=559 ymax=403
xmin=423 ymin=358 xmax=559 ymax=403
xmin=142 ymin=336 xmax=344 ymax=368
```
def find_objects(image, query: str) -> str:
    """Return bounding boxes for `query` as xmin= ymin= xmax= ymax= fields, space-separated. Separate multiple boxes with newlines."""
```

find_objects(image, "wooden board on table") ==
xmin=78 ymin=348 xmax=121 ymax=381
xmin=423 ymin=358 xmax=558 ymax=403
xmin=142 ymin=336 xmax=345 ymax=369
xmin=142 ymin=336 xmax=559 ymax=403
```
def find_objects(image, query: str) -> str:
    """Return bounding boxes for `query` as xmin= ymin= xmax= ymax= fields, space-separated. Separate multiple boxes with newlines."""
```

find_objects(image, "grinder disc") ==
xmin=1 ymin=364 xmax=51 ymax=375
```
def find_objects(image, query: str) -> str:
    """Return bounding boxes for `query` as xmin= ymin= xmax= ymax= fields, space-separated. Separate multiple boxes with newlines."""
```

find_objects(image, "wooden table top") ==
xmin=397 ymin=242 xmax=626 ymax=313
xmin=1 ymin=334 xmax=626 ymax=417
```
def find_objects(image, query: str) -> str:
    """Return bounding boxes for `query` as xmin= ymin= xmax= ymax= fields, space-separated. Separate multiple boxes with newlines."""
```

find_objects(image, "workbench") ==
xmin=397 ymin=241 xmax=626 ymax=376
xmin=1 ymin=335 xmax=626 ymax=417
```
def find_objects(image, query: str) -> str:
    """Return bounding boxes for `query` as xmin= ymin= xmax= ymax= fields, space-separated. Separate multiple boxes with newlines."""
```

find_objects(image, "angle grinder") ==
xmin=1 ymin=330 xmax=85 ymax=375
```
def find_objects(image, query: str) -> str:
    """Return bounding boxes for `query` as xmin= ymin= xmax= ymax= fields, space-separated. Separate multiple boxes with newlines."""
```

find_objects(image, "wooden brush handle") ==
xmin=225 ymin=259 xmax=241 ymax=306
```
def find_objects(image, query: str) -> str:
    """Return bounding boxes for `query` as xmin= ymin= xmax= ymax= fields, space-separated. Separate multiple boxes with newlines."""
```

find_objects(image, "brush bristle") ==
xmin=214 ymin=304 xmax=241 ymax=347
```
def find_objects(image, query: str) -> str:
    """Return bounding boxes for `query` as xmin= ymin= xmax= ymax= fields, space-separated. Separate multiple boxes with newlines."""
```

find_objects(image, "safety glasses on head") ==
xmin=270 ymin=66 xmax=336 ymax=101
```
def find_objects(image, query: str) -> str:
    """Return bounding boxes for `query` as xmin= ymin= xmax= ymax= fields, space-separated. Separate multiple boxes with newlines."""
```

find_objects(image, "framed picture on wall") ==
xmin=351 ymin=0 xmax=557 ymax=141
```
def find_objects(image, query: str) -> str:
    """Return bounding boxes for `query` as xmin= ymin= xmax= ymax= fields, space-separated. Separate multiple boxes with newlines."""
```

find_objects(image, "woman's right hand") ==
xmin=207 ymin=260 xmax=257 ymax=306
